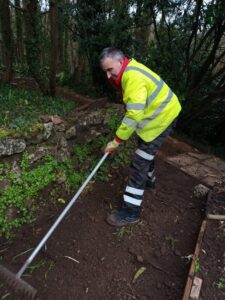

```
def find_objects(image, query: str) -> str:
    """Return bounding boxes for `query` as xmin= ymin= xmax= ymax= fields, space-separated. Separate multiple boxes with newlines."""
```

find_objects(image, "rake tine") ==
xmin=0 ymin=265 xmax=37 ymax=299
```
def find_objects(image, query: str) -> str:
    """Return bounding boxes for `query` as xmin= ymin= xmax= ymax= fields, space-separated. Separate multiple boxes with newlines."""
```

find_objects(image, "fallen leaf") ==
xmin=58 ymin=198 xmax=65 ymax=204
xmin=133 ymin=267 xmax=146 ymax=283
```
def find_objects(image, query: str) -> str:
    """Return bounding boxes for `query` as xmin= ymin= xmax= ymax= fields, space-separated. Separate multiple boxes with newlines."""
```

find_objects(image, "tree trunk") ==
xmin=23 ymin=0 xmax=49 ymax=95
xmin=15 ymin=0 xmax=24 ymax=64
xmin=0 ymin=0 xmax=13 ymax=82
xmin=49 ymin=0 xmax=59 ymax=96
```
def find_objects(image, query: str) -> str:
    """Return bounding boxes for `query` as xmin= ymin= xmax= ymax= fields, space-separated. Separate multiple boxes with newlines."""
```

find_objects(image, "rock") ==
xmin=39 ymin=115 xmax=52 ymax=123
xmin=51 ymin=115 xmax=63 ymax=125
xmin=0 ymin=139 xmax=26 ymax=157
xmin=43 ymin=122 xmax=54 ymax=140
xmin=28 ymin=146 xmax=53 ymax=164
xmin=57 ymin=136 xmax=70 ymax=162
xmin=137 ymin=255 xmax=144 ymax=263
xmin=66 ymin=126 xmax=77 ymax=139
xmin=57 ymin=174 xmax=67 ymax=184
xmin=54 ymin=123 xmax=66 ymax=132
xmin=79 ymin=111 xmax=104 ymax=126
xmin=11 ymin=161 xmax=21 ymax=177
xmin=29 ymin=123 xmax=53 ymax=144
xmin=193 ymin=184 xmax=210 ymax=199
xmin=0 ymin=178 xmax=10 ymax=190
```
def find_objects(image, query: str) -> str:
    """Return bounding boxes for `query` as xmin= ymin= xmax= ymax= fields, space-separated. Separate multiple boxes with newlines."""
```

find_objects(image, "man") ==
xmin=100 ymin=47 xmax=181 ymax=227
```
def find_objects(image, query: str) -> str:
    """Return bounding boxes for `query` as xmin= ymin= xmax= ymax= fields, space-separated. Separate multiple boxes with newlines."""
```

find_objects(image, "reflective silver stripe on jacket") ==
xmin=126 ymin=186 xmax=144 ymax=196
xmin=125 ymin=66 xmax=168 ymax=110
xmin=137 ymin=89 xmax=173 ymax=132
xmin=126 ymin=103 xmax=145 ymax=110
xmin=146 ymin=79 xmax=164 ymax=106
xmin=125 ymin=66 xmax=160 ymax=85
xmin=124 ymin=194 xmax=142 ymax=206
xmin=135 ymin=149 xmax=154 ymax=161
xmin=122 ymin=116 xmax=137 ymax=128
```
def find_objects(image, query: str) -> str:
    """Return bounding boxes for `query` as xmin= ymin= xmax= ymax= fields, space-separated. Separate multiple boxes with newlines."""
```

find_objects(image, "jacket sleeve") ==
xmin=115 ymin=74 xmax=147 ymax=141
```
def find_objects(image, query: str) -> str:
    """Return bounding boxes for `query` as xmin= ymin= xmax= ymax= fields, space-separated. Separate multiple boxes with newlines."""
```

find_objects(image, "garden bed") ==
xmin=0 ymin=156 xmax=204 ymax=300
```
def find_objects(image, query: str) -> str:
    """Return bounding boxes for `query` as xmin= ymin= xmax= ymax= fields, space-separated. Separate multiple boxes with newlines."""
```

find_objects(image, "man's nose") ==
xmin=106 ymin=72 xmax=111 ymax=79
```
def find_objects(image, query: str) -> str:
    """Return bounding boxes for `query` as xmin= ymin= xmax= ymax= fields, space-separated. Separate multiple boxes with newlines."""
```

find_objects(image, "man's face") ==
xmin=101 ymin=57 xmax=123 ymax=80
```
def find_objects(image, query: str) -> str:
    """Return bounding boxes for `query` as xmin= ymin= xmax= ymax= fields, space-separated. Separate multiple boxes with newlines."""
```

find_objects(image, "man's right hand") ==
xmin=104 ymin=139 xmax=120 ymax=154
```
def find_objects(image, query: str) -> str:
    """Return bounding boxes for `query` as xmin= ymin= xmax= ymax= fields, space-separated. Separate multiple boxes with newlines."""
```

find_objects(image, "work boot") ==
xmin=106 ymin=202 xmax=140 ymax=227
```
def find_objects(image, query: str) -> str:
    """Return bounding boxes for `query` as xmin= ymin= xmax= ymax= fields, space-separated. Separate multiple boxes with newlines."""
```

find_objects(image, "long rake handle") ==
xmin=17 ymin=152 xmax=109 ymax=278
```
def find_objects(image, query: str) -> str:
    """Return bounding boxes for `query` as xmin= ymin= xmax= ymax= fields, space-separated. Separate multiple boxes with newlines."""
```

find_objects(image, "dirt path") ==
xmin=0 ymin=156 xmax=204 ymax=300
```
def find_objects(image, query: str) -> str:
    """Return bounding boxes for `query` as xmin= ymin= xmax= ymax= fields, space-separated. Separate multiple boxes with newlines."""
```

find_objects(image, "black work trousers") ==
xmin=123 ymin=122 xmax=175 ymax=207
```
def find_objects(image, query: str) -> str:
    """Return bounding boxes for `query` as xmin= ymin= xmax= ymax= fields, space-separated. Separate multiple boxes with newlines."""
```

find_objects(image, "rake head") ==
xmin=0 ymin=264 xmax=37 ymax=299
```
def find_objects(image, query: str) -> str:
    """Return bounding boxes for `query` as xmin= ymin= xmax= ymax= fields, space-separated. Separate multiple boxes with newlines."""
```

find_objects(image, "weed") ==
xmin=26 ymin=259 xmax=46 ymax=275
xmin=44 ymin=260 xmax=55 ymax=280
xmin=113 ymin=226 xmax=131 ymax=240
xmin=65 ymin=172 xmax=86 ymax=192
xmin=0 ymin=154 xmax=59 ymax=237
xmin=215 ymin=277 xmax=225 ymax=289
xmin=194 ymin=258 xmax=201 ymax=273
xmin=73 ymin=144 xmax=90 ymax=164
xmin=165 ymin=234 xmax=178 ymax=250
xmin=108 ymin=111 xmax=120 ymax=131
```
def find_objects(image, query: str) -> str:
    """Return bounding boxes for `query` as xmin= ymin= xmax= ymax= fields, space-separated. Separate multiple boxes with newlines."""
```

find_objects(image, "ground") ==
xmin=0 ymin=145 xmax=205 ymax=300
xmin=0 ymin=81 xmax=225 ymax=299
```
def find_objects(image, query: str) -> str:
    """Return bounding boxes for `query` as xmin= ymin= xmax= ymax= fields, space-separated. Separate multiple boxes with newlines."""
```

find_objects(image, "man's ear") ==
xmin=119 ymin=58 xmax=124 ymax=66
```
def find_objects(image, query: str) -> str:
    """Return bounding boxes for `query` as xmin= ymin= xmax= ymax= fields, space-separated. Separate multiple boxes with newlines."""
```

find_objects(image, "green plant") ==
xmin=165 ymin=234 xmax=178 ymax=250
xmin=73 ymin=144 xmax=90 ymax=164
xmin=44 ymin=260 xmax=55 ymax=280
xmin=0 ymin=154 xmax=59 ymax=237
xmin=26 ymin=259 xmax=46 ymax=275
xmin=108 ymin=111 xmax=120 ymax=131
xmin=194 ymin=258 xmax=201 ymax=273
xmin=113 ymin=226 xmax=131 ymax=240
xmin=0 ymin=84 xmax=75 ymax=134
xmin=215 ymin=277 xmax=225 ymax=289
xmin=65 ymin=172 xmax=86 ymax=192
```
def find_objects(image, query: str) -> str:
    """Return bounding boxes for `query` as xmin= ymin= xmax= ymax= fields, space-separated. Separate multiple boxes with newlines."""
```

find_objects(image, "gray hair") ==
xmin=99 ymin=47 xmax=125 ymax=64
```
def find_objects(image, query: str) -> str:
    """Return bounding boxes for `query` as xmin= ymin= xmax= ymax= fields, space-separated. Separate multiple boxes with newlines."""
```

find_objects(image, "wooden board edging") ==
xmin=182 ymin=219 xmax=207 ymax=300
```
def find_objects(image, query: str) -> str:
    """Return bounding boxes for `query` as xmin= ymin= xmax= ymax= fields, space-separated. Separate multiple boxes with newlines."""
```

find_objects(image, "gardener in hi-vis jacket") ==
xmin=100 ymin=47 xmax=181 ymax=227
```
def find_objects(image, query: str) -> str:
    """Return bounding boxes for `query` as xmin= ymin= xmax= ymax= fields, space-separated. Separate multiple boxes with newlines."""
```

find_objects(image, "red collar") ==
xmin=109 ymin=57 xmax=130 ymax=94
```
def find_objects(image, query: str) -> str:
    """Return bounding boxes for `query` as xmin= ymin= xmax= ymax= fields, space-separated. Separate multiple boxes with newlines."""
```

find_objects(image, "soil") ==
xmin=198 ymin=192 xmax=225 ymax=300
xmin=0 ymin=154 xmax=205 ymax=300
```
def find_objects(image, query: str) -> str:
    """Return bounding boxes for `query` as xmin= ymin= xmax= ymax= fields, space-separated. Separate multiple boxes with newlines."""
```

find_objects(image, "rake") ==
xmin=0 ymin=153 xmax=109 ymax=299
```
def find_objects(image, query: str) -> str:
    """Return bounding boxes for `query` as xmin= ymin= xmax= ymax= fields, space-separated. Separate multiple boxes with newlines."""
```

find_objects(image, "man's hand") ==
xmin=104 ymin=139 xmax=120 ymax=153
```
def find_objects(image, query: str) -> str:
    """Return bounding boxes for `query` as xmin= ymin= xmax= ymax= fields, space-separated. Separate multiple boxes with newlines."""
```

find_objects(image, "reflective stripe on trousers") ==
xmin=123 ymin=121 xmax=175 ymax=207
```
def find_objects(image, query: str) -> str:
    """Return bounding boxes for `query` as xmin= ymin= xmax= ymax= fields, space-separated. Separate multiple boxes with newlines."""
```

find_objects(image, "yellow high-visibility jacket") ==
xmin=115 ymin=59 xmax=181 ymax=142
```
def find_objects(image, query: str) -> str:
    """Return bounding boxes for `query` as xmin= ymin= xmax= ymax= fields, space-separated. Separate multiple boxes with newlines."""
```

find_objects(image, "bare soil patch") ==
xmin=0 ymin=155 xmax=204 ymax=300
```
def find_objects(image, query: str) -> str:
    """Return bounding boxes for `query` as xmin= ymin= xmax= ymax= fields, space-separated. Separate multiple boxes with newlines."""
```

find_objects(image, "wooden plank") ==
xmin=182 ymin=219 xmax=207 ymax=300
xmin=190 ymin=276 xmax=203 ymax=300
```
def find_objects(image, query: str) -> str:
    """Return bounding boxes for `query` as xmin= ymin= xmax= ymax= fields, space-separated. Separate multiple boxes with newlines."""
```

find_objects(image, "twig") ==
xmin=207 ymin=214 xmax=225 ymax=220
xmin=12 ymin=248 xmax=34 ymax=261
xmin=64 ymin=255 xmax=80 ymax=264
